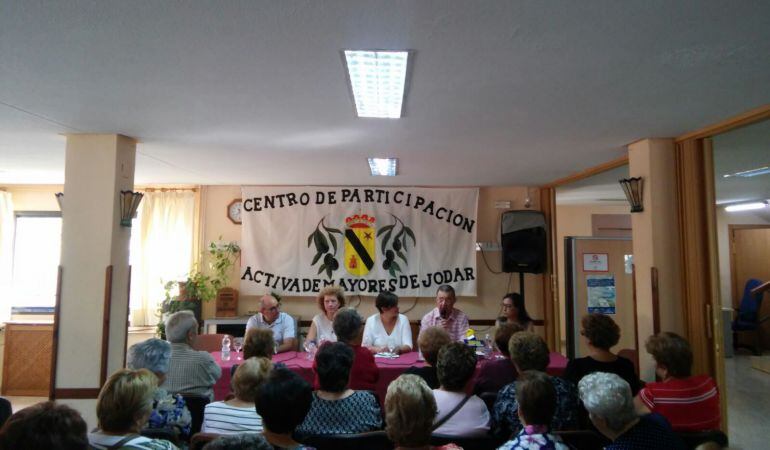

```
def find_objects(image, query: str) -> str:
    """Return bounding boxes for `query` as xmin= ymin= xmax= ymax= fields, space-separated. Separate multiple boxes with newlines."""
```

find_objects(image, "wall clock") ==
xmin=227 ymin=198 xmax=242 ymax=225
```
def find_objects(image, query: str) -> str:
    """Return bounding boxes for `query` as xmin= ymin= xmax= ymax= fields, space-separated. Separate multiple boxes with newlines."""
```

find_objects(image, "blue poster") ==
xmin=587 ymin=274 xmax=616 ymax=314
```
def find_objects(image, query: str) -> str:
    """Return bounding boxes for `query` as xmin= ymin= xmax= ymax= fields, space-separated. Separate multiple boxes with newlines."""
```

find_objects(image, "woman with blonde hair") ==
xmin=202 ymin=357 xmax=273 ymax=434
xmin=305 ymin=285 xmax=345 ymax=344
xmin=88 ymin=369 xmax=178 ymax=449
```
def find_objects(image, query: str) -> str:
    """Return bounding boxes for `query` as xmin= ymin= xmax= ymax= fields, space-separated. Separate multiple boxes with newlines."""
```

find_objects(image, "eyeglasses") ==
xmin=501 ymin=303 xmax=514 ymax=309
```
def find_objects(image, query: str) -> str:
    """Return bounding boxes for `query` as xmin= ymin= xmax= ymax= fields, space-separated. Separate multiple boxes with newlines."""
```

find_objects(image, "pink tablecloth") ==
xmin=211 ymin=350 xmax=568 ymax=401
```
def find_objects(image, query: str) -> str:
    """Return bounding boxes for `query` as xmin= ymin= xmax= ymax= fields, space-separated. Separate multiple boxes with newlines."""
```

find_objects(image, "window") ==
xmin=11 ymin=212 xmax=62 ymax=310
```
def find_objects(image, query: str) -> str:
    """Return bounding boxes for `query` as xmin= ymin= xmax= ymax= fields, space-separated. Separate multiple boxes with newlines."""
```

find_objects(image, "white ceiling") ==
xmin=1 ymin=1 xmax=770 ymax=186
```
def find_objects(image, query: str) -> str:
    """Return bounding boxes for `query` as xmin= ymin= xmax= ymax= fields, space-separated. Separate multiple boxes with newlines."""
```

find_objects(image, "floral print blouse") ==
xmin=147 ymin=388 xmax=192 ymax=438
xmin=498 ymin=425 xmax=569 ymax=450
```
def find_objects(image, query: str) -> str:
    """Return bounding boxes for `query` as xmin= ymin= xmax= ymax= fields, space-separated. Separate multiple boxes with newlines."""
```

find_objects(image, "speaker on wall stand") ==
xmin=500 ymin=210 xmax=547 ymax=303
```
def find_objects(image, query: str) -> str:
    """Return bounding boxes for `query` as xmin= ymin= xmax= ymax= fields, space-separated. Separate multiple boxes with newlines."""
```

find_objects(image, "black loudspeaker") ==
xmin=501 ymin=210 xmax=547 ymax=274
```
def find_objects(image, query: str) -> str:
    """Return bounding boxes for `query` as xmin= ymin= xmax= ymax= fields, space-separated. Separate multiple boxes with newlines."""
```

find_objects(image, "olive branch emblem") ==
xmin=377 ymin=214 xmax=416 ymax=277
xmin=307 ymin=217 xmax=342 ymax=279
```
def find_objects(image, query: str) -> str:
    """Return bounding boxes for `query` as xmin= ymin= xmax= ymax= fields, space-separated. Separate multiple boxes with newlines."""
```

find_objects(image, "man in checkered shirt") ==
xmin=419 ymin=284 xmax=469 ymax=342
xmin=161 ymin=311 xmax=221 ymax=400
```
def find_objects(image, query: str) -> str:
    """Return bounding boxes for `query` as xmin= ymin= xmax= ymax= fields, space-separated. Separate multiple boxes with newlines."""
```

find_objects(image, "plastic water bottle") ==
xmin=221 ymin=335 xmax=231 ymax=361
xmin=483 ymin=333 xmax=493 ymax=359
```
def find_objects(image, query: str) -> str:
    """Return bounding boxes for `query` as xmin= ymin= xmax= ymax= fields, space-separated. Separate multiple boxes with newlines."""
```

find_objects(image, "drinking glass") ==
xmin=386 ymin=338 xmax=397 ymax=356
xmin=304 ymin=340 xmax=317 ymax=360
xmin=233 ymin=337 xmax=244 ymax=360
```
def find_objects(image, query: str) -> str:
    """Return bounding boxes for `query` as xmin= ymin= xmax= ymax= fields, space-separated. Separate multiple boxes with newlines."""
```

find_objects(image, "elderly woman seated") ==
xmin=202 ymin=357 xmax=272 ymax=434
xmin=432 ymin=342 xmax=490 ymax=437
xmin=296 ymin=342 xmax=382 ymax=436
xmin=127 ymin=338 xmax=192 ymax=438
xmin=256 ymin=367 xmax=313 ymax=449
xmin=579 ymin=372 xmax=685 ymax=449
xmin=0 ymin=401 xmax=88 ymax=450
xmin=202 ymin=433 xmax=273 ymax=450
xmin=404 ymin=326 xmax=452 ymax=389
xmin=473 ymin=322 xmax=523 ymax=394
xmin=88 ymin=369 xmax=178 ymax=449
xmin=363 ymin=291 xmax=413 ymax=354
xmin=493 ymin=332 xmax=579 ymax=438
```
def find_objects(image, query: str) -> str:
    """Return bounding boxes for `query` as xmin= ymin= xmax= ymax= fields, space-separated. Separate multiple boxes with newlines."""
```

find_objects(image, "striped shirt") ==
xmin=420 ymin=307 xmax=470 ymax=342
xmin=638 ymin=375 xmax=720 ymax=431
xmin=201 ymin=401 xmax=263 ymax=434
xmin=162 ymin=343 xmax=221 ymax=400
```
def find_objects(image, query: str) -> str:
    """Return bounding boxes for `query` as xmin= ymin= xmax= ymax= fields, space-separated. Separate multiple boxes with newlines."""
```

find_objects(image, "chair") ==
xmin=190 ymin=432 xmax=221 ymax=450
xmin=430 ymin=433 xmax=506 ymax=450
xmin=732 ymin=278 xmax=768 ymax=355
xmin=180 ymin=394 xmax=211 ymax=436
xmin=298 ymin=430 xmax=393 ymax=450
xmin=555 ymin=430 xmax=611 ymax=450
xmin=617 ymin=348 xmax=639 ymax=376
xmin=478 ymin=391 xmax=498 ymax=414
xmin=140 ymin=428 xmax=180 ymax=446
xmin=0 ymin=397 xmax=12 ymax=429
xmin=192 ymin=333 xmax=233 ymax=352
xmin=677 ymin=430 xmax=729 ymax=449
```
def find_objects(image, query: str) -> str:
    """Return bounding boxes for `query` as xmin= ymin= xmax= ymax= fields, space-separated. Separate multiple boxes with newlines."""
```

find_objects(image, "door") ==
xmin=565 ymin=237 xmax=636 ymax=358
xmin=730 ymin=225 xmax=770 ymax=347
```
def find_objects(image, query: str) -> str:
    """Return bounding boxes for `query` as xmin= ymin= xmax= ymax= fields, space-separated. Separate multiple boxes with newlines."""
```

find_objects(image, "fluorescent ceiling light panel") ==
xmin=724 ymin=201 xmax=768 ymax=212
xmin=344 ymin=50 xmax=410 ymax=118
xmin=722 ymin=165 xmax=770 ymax=178
xmin=368 ymin=158 xmax=397 ymax=176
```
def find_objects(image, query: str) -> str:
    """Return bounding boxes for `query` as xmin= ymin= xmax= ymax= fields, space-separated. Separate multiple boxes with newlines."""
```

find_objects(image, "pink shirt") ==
xmin=420 ymin=308 xmax=470 ymax=342
xmin=432 ymin=390 xmax=490 ymax=437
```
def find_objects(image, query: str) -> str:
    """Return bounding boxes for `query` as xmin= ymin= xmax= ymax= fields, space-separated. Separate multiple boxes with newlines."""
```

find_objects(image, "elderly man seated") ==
xmin=162 ymin=310 xmax=221 ymax=400
xmin=246 ymin=294 xmax=297 ymax=353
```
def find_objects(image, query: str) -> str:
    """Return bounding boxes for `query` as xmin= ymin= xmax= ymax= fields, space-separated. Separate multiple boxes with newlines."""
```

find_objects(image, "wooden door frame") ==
xmin=729 ymin=224 xmax=770 ymax=309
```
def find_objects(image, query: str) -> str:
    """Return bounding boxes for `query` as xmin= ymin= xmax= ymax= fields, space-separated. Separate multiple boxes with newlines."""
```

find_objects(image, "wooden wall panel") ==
xmin=2 ymin=323 xmax=53 ymax=396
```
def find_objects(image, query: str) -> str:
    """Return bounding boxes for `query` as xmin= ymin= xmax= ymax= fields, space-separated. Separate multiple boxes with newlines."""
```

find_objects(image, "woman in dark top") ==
xmin=404 ymin=326 xmax=452 ymax=389
xmin=473 ymin=322 xmax=522 ymax=394
xmin=564 ymin=313 xmax=641 ymax=395
xmin=496 ymin=293 xmax=534 ymax=332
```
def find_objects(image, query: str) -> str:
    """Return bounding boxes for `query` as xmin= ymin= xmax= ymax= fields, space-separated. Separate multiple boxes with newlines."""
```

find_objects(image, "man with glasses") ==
xmin=419 ymin=284 xmax=469 ymax=342
xmin=246 ymin=294 xmax=297 ymax=353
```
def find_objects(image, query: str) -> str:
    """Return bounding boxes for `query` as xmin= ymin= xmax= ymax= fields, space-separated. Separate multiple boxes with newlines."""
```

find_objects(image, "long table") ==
xmin=212 ymin=351 xmax=568 ymax=401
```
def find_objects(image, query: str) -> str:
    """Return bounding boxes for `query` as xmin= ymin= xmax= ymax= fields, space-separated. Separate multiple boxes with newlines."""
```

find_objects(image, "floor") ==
xmin=725 ymin=354 xmax=770 ymax=450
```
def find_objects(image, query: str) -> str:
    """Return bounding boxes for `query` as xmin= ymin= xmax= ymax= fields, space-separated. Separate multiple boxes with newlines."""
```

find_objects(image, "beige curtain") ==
xmin=130 ymin=190 xmax=195 ymax=326
xmin=0 ymin=192 xmax=14 ymax=324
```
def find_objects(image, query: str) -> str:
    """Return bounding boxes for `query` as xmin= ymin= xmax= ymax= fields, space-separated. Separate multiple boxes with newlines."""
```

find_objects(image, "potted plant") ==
xmin=157 ymin=238 xmax=241 ymax=338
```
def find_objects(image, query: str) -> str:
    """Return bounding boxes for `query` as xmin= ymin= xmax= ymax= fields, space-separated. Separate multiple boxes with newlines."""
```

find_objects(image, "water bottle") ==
xmin=483 ymin=333 xmax=492 ymax=359
xmin=221 ymin=335 xmax=231 ymax=361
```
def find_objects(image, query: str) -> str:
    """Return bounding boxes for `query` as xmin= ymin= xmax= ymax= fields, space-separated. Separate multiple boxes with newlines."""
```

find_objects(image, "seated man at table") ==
xmin=419 ymin=284 xmax=469 ymax=342
xmin=246 ymin=294 xmax=297 ymax=354
xmin=162 ymin=310 xmax=221 ymax=400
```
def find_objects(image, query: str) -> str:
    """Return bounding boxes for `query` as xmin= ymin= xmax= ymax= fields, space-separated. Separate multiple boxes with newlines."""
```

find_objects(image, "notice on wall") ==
xmin=583 ymin=253 xmax=609 ymax=272
xmin=587 ymin=274 xmax=616 ymax=314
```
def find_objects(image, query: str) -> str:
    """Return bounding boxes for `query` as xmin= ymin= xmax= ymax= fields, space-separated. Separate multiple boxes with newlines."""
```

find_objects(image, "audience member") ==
xmin=385 ymin=374 xmax=461 ymax=450
xmin=498 ymin=371 xmax=568 ymax=450
xmin=162 ymin=310 xmax=221 ymax=400
xmin=433 ymin=342 xmax=490 ymax=437
xmin=89 ymin=369 xmax=178 ymax=449
xmin=493 ymin=332 xmax=578 ymax=438
xmin=127 ymin=338 xmax=192 ymax=438
xmin=244 ymin=328 xmax=276 ymax=359
xmin=473 ymin=322 xmax=523 ymax=394
xmin=564 ymin=314 xmax=641 ymax=394
xmin=635 ymin=332 xmax=720 ymax=432
xmin=0 ymin=401 xmax=88 ymax=450
xmin=203 ymin=433 xmax=273 ymax=450
xmin=363 ymin=291 xmax=414 ymax=354
xmin=497 ymin=293 xmax=534 ymax=332
xmin=420 ymin=285 xmax=469 ymax=342
xmin=305 ymin=285 xmax=345 ymax=343
xmin=313 ymin=307 xmax=379 ymax=390
xmin=202 ymin=357 xmax=272 ymax=434
xmin=404 ymin=326 xmax=452 ymax=389
xmin=296 ymin=342 xmax=381 ymax=436
xmin=580 ymin=372 xmax=685 ymax=450
xmin=256 ymin=367 xmax=313 ymax=450
xmin=246 ymin=294 xmax=297 ymax=353
xmin=202 ymin=433 xmax=273 ymax=450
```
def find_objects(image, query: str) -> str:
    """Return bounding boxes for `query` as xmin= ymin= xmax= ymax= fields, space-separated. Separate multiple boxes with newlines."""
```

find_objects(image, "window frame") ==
xmin=10 ymin=210 xmax=62 ymax=314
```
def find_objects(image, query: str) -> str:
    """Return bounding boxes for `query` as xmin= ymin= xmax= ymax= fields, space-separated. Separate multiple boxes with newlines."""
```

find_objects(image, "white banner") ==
xmin=240 ymin=187 xmax=478 ymax=296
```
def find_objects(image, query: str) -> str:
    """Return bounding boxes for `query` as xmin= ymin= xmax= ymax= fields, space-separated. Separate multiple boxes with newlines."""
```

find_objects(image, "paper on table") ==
xmin=374 ymin=352 xmax=399 ymax=359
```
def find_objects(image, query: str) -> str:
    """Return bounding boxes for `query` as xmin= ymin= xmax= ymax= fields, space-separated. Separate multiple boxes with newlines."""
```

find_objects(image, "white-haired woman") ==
xmin=128 ymin=338 xmax=192 ymax=438
xmin=578 ymin=372 xmax=685 ymax=450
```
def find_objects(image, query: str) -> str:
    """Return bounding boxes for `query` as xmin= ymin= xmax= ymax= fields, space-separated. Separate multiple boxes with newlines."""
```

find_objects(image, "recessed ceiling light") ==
xmin=722 ymin=165 xmax=770 ymax=178
xmin=368 ymin=158 xmax=398 ymax=176
xmin=724 ymin=201 xmax=768 ymax=212
xmin=343 ymin=50 xmax=411 ymax=118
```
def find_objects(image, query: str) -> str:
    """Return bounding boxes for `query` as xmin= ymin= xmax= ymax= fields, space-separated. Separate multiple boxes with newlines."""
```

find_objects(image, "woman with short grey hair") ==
xmin=578 ymin=372 xmax=685 ymax=449
xmin=127 ymin=338 xmax=192 ymax=439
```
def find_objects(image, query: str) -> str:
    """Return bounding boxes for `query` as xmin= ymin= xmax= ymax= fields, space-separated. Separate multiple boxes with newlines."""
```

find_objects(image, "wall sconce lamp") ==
xmin=619 ymin=177 xmax=644 ymax=213
xmin=54 ymin=192 xmax=64 ymax=210
xmin=120 ymin=190 xmax=144 ymax=227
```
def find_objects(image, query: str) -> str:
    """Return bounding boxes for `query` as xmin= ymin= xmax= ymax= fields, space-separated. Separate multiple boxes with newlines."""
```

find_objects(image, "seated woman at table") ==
xmin=202 ymin=357 xmax=272 ymax=434
xmin=305 ymin=285 xmax=345 ymax=344
xmin=432 ymin=342 xmax=490 ymax=437
xmin=473 ymin=322 xmax=523 ymax=395
xmin=497 ymin=293 xmax=534 ymax=332
xmin=564 ymin=313 xmax=641 ymax=395
xmin=363 ymin=291 xmax=413 ymax=354
xmin=313 ymin=308 xmax=379 ymax=391
xmin=404 ymin=326 xmax=452 ymax=389
xmin=492 ymin=332 xmax=579 ymax=439
xmin=296 ymin=342 xmax=382 ymax=436
xmin=127 ymin=338 xmax=192 ymax=439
